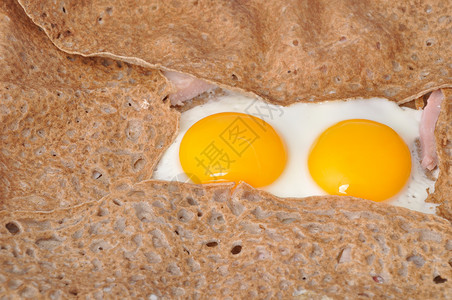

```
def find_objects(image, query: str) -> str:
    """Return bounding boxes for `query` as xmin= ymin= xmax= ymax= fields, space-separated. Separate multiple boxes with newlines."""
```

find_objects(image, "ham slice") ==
xmin=419 ymin=90 xmax=444 ymax=170
xmin=163 ymin=71 xmax=215 ymax=106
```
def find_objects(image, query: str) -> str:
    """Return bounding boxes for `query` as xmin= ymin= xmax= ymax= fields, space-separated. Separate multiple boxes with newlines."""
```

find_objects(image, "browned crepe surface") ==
xmin=17 ymin=0 xmax=452 ymax=105
xmin=1 ymin=0 xmax=452 ymax=299
xmin=15 ymin=0 xmax=452 ymax=219
xmin=0 ymin=0 xmax=179 ymax=211
xmin=1 ymin=180 xmax=451 ymax=299
xmin=427 ymin=88 xmax=452 ymax=220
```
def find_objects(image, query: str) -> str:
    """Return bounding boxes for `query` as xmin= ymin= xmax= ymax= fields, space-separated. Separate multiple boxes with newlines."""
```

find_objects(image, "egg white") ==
xmin=153 ymin=92 xmax=438 ymax=214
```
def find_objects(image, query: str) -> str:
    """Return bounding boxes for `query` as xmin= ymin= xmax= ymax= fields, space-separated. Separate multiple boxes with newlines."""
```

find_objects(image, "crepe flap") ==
xmin=1 ymin=2 xmax=451 ymax=298
xmin=427 ymin=88 xmax=452 ymax=220
xmin=0 ymin=0 xmax=179 ymax=211
xmin=0 ymin=180 xmax=451 ymax=298
xmin=17 ymin=0 xmax=452 ymax=105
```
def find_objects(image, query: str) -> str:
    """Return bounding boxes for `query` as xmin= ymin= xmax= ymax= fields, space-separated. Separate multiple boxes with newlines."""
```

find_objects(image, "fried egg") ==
xmin=153 ymin=92 xmax=438 ymax=214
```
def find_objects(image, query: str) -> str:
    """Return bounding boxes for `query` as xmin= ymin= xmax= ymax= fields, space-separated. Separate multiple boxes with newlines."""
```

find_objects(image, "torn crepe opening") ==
xmin=2 ymin=0 xmax=452 ymax=298
xmin=164 ymin=69 xmax=444 ymax=173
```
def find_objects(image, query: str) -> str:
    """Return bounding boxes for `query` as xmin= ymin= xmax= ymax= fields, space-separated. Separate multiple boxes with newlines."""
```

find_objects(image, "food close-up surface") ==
xmin=0 ymin=0 xmax=451 ymax=299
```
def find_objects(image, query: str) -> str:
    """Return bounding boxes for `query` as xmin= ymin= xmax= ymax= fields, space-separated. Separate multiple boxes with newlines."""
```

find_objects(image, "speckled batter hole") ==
xmin=5 ymin=222 xmax=20 ymax=235
xmin=97 ymin=207 xmax=109 ymax=217
xmin=112 ymin=198 xmax=123 ymax=206
xmin=372 ymin=276 xmax=384 ymax=283
xmin=19 ymin=103 xmax=28 ymax=113
xmin=25 ymin=248 xmax=34 ymax=257
xmin=133 ymin=158 xmax=146 ymax=171
xmin=186 ymin=197 xmax=198 ymax=206
xmin=434 ymin=275 xmax=447 ymax=284
xmin=419 ymin=71 xmax=430 ymax=80
xmin=231 ymin=245 xmax=242 ymax=255
xmin=177 ymin=209 xmax=193 ymax=222
xmin=92 ymin=170 xmax=102 ymax=179
xmin=206 ymin=241 xmax=218 ymax=247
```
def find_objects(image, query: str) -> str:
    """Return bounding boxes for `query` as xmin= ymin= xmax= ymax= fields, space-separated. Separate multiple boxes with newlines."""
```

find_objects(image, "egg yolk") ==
xmin=179 ymin=112 xmax=287 ymax=187
xmin=308 ymin=119 xmax=411 ymax=202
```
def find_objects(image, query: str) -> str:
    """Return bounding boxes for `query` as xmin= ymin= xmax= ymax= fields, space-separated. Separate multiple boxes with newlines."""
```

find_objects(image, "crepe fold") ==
xmin=17 ymin=0 xmax=451 ymax=104
xmin=1 ymin=0 xmax=452 ymax=299
xmin=428 ymin=89 xmax=452 ymax=220
xmin=1 ymin=180 xmax=452 ymax=299
xmin=0 ymin=0 xmax=179 ymax=211
xmin=15 ymin=0 xmax=452 ymax=220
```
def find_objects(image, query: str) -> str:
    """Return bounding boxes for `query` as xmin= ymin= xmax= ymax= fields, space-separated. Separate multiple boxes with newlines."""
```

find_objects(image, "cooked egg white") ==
xmin=153 ymin=92 xmax=438 ymax=214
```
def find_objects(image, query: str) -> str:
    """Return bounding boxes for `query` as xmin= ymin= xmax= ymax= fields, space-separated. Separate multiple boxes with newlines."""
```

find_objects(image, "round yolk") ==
xmin=179 ymin=112 xmax=287 ymax=187
xmin=308 ymin=119 xmax=411 ymax=202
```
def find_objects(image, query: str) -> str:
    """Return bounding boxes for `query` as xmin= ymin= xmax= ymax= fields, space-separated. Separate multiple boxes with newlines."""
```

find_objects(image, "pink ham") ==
xmin=163 ymin=70 xmax=215 ymax=106
xmin=419 ymin=89 xmax=444 ymax=170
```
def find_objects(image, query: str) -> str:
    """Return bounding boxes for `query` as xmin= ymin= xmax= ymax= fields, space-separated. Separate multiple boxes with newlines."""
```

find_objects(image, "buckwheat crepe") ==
xmin=0 ymin=0 xmax=451 ymax=299
xmin=17 ymin=0 xmax=452 ymax=104
xmin=0 ymin=0 xmax=179 ymax=212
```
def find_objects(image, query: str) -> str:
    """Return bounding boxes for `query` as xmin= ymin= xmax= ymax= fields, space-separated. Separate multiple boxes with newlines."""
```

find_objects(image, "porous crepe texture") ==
xmin=0 ymin=180 xmax=451 ymax=299
xmin=0 ymin=0 xmax=179 ymax=211
xmin=17 ymin=0 xmax=452 ymax=105
xmin=427 ymin=89 xmax=452 ymax=221
xmin=14 ymin=0 xmax=452 ymax=219
xmin=1 ymin=0 xmax=451 ymax=299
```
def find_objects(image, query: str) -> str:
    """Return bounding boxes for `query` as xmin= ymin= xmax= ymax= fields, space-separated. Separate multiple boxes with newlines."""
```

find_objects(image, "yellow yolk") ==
xmin=179 ymin=112 xmax=287 ymax=187
xmin=308 ymin=119 xmax=411 ymax=202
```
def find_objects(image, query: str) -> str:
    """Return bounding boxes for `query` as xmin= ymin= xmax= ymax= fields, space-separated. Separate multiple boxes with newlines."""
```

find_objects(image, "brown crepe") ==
xmin=1 ymin=181 xmax=451 ymax=299
xmin=15 ymin=0 xmax=452 ymax=218
xmin=0 ymin=0 xmax=179 ymax=211
xmin=427 ymin=89 xmax=452 ymax=220
xmin=1 ymin=0 xmax=451 ymax=299
xmin=17 ymin=0 xmax=452 ymax=105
